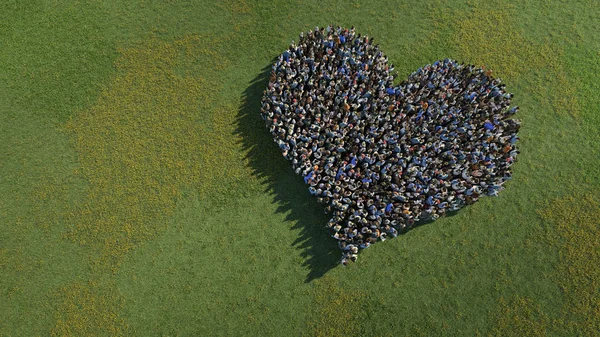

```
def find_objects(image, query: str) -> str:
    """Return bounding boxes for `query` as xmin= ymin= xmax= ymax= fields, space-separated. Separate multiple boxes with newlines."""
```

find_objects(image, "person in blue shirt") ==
xmin=385 ymin=203 xmax=394 ymax=213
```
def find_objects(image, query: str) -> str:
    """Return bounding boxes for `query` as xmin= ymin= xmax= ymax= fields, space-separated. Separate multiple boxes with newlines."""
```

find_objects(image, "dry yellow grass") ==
xmin=433 ymin=0 xmax=580 ymax=117
xmin=490 ymin=295 xmax=549 ymax=337
xmin=540 ymin=193 xmax=600 ymax=336
xmin=52 ymin=280 xmax=128 ymax=337
xmin=310 ymin=275 xmax=366 ymax=337
xmin=52 ymin=34 xmax=248 ymax=335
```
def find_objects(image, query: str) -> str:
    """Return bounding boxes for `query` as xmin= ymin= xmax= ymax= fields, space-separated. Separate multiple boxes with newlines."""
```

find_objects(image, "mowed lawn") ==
xmin=1 ymin=0 xmax=599 ymax=336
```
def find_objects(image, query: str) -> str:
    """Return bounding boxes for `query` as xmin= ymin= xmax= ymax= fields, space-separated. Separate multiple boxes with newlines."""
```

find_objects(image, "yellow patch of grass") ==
xmin=539 ymin=193 xmax=600 ymax=336
xmin=54 ymin=34 xmax=248 ymax=334
xmin=310 ymin=275 xmax=366 ymax=337
xmin=490 ymin=296 xmax=549 ymax=337
xmin=437 ymin=0 xmax=579 ymax=117
xmin=218 ymin=0 xmax=254 ymax=31
xmin=0 ymin=248 xmax=7 ymax=269
xmin=51 ymin=280 xmax=129 ymax=337
xmin=63 ymin=34 xmax=236 ymax=272
xmin=453 ymin=3 xmax=524 ymax=79
xmin=488 ymin=192 xmax=600 ymax=336
xmin=219 ymin=0 xmax=252 ymax=15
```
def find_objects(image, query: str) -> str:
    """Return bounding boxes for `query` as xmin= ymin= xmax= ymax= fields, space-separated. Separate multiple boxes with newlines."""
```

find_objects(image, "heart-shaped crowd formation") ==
xmin=260 ymin=26 xmax=520 ymax=264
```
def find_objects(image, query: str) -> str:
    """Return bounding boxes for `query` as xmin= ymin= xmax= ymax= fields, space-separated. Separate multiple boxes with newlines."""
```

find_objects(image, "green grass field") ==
xmin=1 ymin=0 xmax=599 ymax=336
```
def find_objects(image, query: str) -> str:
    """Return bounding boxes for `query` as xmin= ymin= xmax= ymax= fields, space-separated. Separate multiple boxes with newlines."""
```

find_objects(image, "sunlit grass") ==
xmin=540 ymin=193 xmax=600 ymax=336
xmin=0 ymin=0 xmax=598 ymax=336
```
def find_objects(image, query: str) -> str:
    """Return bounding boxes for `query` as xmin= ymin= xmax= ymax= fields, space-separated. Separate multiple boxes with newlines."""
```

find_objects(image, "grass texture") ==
xmin=1 ymin=0 xmax=599 ymax=336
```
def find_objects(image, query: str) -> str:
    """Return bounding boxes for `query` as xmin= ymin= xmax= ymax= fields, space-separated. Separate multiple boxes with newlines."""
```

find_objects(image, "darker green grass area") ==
xmin=1 ymin=0 xmax=599 ymax=336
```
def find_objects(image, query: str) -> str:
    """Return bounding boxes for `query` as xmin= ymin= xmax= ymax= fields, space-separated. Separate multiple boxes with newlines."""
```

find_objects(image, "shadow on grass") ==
xmin=234 ymin=64 xmax=463 ymax=282
xmin=236 ymin=64 xmax=339 ymax=282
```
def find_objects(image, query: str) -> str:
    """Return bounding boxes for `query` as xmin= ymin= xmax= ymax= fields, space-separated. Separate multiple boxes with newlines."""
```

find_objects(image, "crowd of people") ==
xmin=260 ymin=26 xmax=520 ymax=265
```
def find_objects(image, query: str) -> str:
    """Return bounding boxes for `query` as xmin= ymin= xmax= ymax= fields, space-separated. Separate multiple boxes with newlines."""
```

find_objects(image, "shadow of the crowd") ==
xmin=235 ymin=64 xmax=339 ymax=282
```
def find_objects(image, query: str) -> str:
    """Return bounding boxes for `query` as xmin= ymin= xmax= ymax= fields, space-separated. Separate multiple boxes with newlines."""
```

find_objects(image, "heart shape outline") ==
xmin=261 ymin=26 xmax=520 ymax=264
